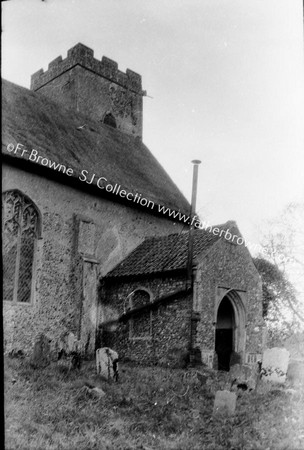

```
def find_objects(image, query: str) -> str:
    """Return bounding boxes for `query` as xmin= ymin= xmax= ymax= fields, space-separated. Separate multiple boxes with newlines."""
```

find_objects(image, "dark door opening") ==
xmin=215 ymin=297 xmax=234 ymax=371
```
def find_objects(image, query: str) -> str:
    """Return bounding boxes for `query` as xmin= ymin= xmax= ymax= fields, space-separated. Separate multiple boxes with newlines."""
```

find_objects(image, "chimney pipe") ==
xmin=186 ymin=160 xmax=201 ymax=289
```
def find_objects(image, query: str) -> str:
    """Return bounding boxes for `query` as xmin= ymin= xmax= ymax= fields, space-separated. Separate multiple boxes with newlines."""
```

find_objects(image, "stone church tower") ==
xmin=3 ymin=43 xmax=190 ymax=355
xmin=31 ymin=43 xmax=143 ymax=138
xmin=3 ymin=43 xmax=264 ymax=365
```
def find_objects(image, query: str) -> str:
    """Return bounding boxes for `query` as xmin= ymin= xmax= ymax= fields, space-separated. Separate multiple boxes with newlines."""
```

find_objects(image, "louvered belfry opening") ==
xmin=3 ymin=191 xmax=39 ymax=303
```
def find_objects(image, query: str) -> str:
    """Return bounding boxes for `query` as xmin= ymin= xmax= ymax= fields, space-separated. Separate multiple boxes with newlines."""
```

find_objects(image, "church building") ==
xmin=99 ymin=221 xmax=266 ymax=369
xmin=2 ymin=43 xmax=265 ymax=369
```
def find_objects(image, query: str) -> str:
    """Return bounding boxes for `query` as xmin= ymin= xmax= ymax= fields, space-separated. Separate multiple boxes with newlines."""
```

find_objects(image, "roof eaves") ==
xmin=103 ymin=267 xmax=187 ymax=282
xmin=2 ymin=150 xmax=189 ymax=224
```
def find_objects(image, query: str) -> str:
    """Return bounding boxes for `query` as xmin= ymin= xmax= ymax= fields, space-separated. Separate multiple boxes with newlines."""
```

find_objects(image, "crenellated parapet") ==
xmin=31 ymin=43 xmax=143 ymax=95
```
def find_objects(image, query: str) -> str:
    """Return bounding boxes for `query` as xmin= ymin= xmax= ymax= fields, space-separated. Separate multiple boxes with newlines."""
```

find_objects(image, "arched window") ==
xmin=103 ymin=112 xmax=117 ymax=129
xmin=2 ymin=190 xmax=40 ymax=303
xmin=129 ymin=289 xmax=152 ymax=339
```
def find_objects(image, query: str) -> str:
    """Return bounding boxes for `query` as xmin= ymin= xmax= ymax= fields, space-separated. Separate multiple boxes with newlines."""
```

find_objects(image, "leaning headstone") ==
xmin=213 ymin=390 xmax=236 ymax=416
xmin=31 ymin=333 xmax=51 ymax=368
xmin=96 ymin=347 xmax=119 ymax=381
xmin=261 ymin=347 xmax=290 ymax=383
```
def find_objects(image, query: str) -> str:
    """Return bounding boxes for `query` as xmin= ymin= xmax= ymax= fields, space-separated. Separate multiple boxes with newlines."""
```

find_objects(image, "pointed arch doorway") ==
xmin=215 ymin=296 xmax=234 ymax=370
xmin=215 ymin=291 xmax=246 ymax=371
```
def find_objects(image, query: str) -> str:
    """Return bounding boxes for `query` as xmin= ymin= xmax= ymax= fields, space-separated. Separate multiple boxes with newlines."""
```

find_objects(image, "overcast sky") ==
xmin=2 ymin=0 xmax=304 ymax=246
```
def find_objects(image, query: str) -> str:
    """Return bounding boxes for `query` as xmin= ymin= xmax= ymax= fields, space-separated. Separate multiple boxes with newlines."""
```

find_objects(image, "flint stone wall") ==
xmin=31 ymin=43 xmax=143 ymax=138
xmin=99 ymin=275 xmax=191 ymax=366
xmin=195 ymin=232 xmax=265 ymax=363
xmin=3 ymin=165 xmax=182 ymax=355
xmin=99 ymin=228 xmax=264 ymax=367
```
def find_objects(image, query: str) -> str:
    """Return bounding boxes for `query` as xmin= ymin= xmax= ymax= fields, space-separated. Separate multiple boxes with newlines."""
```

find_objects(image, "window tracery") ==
xmin=3 ymin=190 xmax=40 ymax=303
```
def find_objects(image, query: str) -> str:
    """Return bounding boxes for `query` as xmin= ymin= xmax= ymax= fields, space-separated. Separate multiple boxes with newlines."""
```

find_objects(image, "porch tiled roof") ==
xmin=105 ymin=224 xmax=229 ymax=279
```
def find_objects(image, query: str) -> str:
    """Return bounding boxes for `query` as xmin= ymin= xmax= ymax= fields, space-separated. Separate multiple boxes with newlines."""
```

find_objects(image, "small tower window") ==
xmin=103 ymin=113 xmax=117 ymax=129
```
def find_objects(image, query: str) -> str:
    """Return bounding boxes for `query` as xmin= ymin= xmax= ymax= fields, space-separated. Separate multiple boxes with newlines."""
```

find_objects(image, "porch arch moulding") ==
xmin=214 ymin=287 xmax=247 ymax=355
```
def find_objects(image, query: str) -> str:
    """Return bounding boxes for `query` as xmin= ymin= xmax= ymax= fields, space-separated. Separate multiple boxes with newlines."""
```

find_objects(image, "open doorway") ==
xmin=215 ymin=296 xmax=234 ymax=371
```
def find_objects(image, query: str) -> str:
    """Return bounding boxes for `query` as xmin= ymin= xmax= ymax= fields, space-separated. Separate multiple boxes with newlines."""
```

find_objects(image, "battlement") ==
xmin=31 ymin=43 xmax=143 ymax=94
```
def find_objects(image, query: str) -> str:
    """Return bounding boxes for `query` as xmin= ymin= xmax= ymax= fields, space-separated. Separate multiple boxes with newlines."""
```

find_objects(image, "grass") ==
xmin=4 ymin=356 xmax=304 ymax=450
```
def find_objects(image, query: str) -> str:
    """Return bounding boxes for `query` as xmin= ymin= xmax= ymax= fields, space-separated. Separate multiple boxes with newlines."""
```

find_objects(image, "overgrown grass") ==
xmin=4 ymin=356 xmax=304 ymax=450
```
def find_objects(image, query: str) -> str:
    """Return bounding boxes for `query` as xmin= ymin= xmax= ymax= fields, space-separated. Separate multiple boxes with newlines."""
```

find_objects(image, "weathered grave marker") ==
xmin=57 ymin=331 xmax=83 ymax=370
xmin=230 ymin=363 xmax=259 ymax=390
xmin=96 ymin=347 xmax=119 ymax=381
xmin=31 ymin=333 xmax=51 ymax=368
xmin=261 ymin=347 xmax=290 ymax=383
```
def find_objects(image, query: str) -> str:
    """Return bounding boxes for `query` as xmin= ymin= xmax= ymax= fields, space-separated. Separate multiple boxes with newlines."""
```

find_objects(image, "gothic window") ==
xmin=103 ymin=112 xmax=117 ymax=129
xmin=129 ymin=289 xmax=152 ymax=339
xmin=2 ymin=190 xmax=40 ymax=303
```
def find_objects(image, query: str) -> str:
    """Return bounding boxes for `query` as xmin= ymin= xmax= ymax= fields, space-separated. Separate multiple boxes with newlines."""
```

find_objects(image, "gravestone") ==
xmin=57 ymin=332 xmax=81 ymax=355
xmin=57 ymin=332 xmax=84 ymax=370
xmin=96 ymin=347 xmax=119 ymax=381
xmin=230 ymin=363 xmax=259 ymax=390
xmin=31 ymin=333 xmax=51 ymax=368
xmin=261 ymin=347 xmax=290 ymax=383
xmin=213 ymin=390 xmax=236 ymax=416
xmin=229 ymin=363 xmax=242 ymax=379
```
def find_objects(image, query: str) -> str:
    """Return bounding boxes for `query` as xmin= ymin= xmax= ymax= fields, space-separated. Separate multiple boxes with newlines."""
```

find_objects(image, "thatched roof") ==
xmin=2 ymin=79 xmax=190 ymax=214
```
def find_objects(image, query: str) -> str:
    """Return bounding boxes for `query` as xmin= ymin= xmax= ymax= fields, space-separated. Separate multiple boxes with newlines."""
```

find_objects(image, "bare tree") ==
xmin=256 ymin=202 xmax=304 ymax=344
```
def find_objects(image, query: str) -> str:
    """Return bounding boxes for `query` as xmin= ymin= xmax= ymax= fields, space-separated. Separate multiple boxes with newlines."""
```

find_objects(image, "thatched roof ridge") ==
xmin=2 ymin=79 xmax=190 ymax=214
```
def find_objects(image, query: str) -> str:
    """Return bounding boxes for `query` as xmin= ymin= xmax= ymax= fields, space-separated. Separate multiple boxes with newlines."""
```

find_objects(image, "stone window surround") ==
xmin=2 ymin=189 xmax=43 ymax=306
xmin=128 ymin=287 xmax=154 ymax=341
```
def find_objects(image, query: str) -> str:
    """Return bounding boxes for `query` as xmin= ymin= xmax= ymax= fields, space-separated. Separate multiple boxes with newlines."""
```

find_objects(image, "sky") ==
xmin=2 ymin=0 xmax=304 ymax=248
